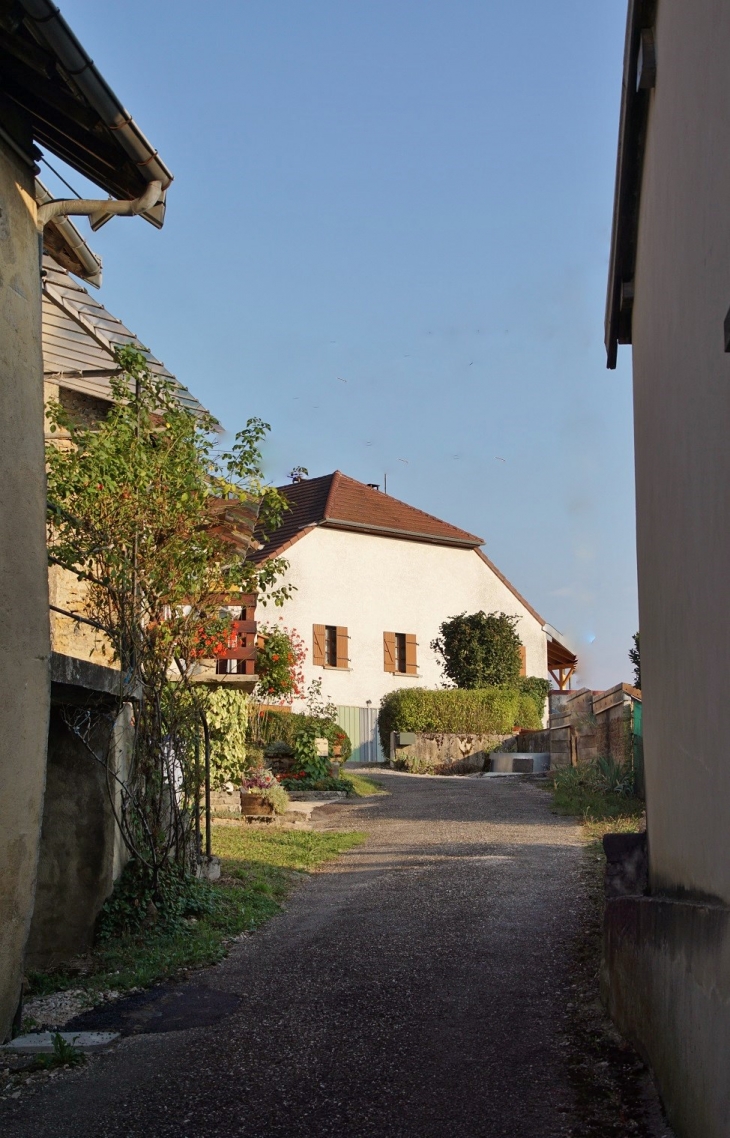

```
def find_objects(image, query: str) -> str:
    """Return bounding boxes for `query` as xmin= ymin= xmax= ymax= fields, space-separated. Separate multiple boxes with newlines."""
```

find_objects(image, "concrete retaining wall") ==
xmin=391 ymin=732 xmax=513 ymax=774
xmin=603 ymin=894 xmax=730 ymax=1138
xmin=25 ymin=702 xmax=133 ymax=969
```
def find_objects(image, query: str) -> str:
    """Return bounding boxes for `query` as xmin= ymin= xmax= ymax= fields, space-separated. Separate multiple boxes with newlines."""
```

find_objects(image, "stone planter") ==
xmin=239 ymin=792 xmax=274 ymax=816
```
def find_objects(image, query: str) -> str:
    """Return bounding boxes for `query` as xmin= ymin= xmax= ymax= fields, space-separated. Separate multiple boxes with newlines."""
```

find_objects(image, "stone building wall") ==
xmin=0 ymin=139 xmax=52 ymax=1041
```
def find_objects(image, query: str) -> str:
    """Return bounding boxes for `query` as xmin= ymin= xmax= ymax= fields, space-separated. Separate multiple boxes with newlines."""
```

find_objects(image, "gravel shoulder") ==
xmin=1 ymin=771 xmax=671 ymax=1137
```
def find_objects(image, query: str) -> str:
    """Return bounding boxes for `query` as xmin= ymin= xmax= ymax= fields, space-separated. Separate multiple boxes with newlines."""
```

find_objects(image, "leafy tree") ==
xmin=629 ymin=632 xmax=641 ymax=689
xmin=45 ymin=347 xmax=292 ymax=889
xmin=431 ymin=611 xmax=522 ymax=689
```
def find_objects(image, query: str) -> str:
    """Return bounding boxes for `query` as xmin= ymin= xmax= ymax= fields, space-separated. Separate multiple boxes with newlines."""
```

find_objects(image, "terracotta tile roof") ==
xmin=251 ymin=471 xmax=484 ymax=561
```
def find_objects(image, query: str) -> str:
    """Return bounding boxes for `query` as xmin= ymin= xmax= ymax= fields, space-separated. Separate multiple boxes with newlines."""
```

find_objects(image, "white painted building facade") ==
xmin=269 ymin=525 xmax=550 ymax=711
xmin=252 ymin=474 xmax=575 ymax=754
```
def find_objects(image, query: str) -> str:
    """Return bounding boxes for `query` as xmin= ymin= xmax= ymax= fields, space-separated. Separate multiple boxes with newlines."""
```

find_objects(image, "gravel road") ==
xmin=1 ymin=771 xmax=671 ymax=1137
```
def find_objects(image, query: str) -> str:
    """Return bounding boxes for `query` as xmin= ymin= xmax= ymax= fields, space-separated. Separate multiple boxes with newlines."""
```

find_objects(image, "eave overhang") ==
xmin=0 ymin=0 xmax=172 ymax=226
xmin=320 ymin=517 xmax=484 ymax=548
xmin=605 ymin=0 xmax=658 ymax=368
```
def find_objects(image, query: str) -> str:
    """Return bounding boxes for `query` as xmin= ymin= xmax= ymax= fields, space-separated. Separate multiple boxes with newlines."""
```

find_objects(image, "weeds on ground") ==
xmin=550 ymin=763 xmax=664 ymax=1133
xmin=344 ymin=772 xmax=388 ymax=797
xmin=35 ymin=1033 xmax=85 ymax=1070
xmin=551 ymin=758 xmax=644 ymax=825
xmin=27 ymin=826 xmax=365 ymax=1002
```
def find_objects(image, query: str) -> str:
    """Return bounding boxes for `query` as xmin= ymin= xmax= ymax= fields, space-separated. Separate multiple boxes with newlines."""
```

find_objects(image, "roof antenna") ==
xmin=384 ymin=472 xmax=387 ymax=494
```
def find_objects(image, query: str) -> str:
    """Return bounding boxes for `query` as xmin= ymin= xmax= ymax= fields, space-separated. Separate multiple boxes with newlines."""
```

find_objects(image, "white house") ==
xmin=251 ymin=472 xmax=576 ymax=759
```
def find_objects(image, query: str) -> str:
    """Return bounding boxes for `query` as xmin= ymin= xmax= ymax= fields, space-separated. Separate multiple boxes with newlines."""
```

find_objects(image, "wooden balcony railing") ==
xmin=215 ymin=597 xmax=258 ymax=675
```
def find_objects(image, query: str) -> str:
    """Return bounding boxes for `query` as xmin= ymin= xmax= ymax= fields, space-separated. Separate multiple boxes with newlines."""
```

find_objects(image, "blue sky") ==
xmin=49 ymin=0 xmax=636 ymax=688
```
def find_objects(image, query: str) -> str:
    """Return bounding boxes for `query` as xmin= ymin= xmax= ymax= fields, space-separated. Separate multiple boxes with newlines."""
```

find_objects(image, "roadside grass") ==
xmin=550 ymin=762 xmax=644 ymax=828
xmin=27 ymin=826 xmax=365 ymax=1002
xmin=548 ymin=763 xmax=645 ymax=873
xmin=345 ymin=771 xmax=388 ymax=797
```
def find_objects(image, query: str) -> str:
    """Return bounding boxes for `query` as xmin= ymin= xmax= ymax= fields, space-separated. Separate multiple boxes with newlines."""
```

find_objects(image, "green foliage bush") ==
xmin=378 ymin=685 xmax=544 ymax=751
xmin=256 ymin=782 xmax=290 ymax=815
xmin=431 ymin=611 xmax=523 ymax=688
xmin=206 ymin=688 xmax=249 ymax=788
xmin=97 ymin=860 xmax=218 ymax=940
xmin=278 ymin=774 xmax=353 ymax=794
xmin=249 ymin=709 xmax=352 ymax=761
xmin=516 ymin=676 xmax=551 ymax=720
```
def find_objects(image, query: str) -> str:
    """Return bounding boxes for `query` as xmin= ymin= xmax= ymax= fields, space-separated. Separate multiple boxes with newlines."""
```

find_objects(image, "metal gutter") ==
xmin=18 ymin=0 xmax=173 ymax=228
xmin=320 ymin=517 xmax=484 ymax=548
xmin=604 ymin=0 xmax=658 ymax=368
xmin=37 ymin=177 xmax=161 ymax=232
xmin=37 ymin=177 xmax=102 ymax=286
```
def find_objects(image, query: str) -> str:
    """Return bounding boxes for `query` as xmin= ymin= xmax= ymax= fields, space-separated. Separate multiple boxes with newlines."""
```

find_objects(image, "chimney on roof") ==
xmin=366 ymin=483 xmax=380 ymax=491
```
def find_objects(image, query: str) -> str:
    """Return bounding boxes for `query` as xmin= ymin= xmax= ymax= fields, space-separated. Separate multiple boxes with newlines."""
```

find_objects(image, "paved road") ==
xmin=2 ymin=773 xmax=668 ymax=1137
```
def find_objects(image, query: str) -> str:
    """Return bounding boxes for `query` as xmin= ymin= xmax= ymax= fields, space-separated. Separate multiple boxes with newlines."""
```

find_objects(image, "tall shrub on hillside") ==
xmin=629 ymin=632 xmax=641 ymax=689
xmin=431 ymin=611 xmax=522 ymax=688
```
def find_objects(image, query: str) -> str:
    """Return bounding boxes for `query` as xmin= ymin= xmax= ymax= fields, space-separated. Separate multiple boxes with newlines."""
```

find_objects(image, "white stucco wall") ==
xmin=262 ymin=526 xmax=548 ymax=711
xmin=630 ymin=0 xmax=730 ymax=904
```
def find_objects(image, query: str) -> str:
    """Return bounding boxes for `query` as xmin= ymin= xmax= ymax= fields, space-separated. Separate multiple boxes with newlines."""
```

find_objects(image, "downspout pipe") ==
xmin=37 ymin=180 xmax=162 ymax=232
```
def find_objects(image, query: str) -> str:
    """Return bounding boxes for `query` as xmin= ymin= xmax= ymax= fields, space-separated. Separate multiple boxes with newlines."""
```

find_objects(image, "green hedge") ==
xmin=378 ymin=683 xmax=546 ymax=752
xmin=248 ymin=709 xmax=352 ymax=762
xmin=515 ymin=676 xmax=551 ymax=720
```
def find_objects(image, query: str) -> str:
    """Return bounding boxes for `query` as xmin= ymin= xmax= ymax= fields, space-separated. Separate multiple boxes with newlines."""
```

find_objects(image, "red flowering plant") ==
xmin=254 ymin=621 xmax=306 ymax=704
xmin=187 ymin=614 xmax=234 ymax=660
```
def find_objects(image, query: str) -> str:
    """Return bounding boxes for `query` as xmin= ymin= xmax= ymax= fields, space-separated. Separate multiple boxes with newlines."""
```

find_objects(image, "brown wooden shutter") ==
xmin=405 ymin=634 xmax=418 ymax=675
xmin=383 ymin=631 xmax=396 ymax=673
xmin=313 ymin=624 xmax=326 ymax=666
xmin=336 ymin=626 xmax=349 ymax=668
xmin=519 ymin=644 xmax=527 ymax=676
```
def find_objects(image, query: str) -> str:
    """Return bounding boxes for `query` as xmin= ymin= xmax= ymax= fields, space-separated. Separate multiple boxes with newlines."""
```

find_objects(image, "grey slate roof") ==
xmin=42 ymin=258 xmax=209 ymax=419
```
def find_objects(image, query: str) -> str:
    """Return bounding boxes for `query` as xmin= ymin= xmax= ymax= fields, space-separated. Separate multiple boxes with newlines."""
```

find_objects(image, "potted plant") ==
xmin=240 ymin=768 xmax=289 ymax=816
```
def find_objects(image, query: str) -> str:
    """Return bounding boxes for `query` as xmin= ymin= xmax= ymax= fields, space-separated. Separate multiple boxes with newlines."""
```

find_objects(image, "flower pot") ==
xmin=240 ymin=792 xmax=274 ymax=816
xmin=332 ymin=745 xmax=342 ymax=758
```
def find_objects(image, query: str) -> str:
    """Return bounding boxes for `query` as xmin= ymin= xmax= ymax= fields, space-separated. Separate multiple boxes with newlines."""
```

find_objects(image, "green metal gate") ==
xmin=336 ymin=706 xmax=385 ymax=764
xmin=631 ymin=699 xmax=644 ymax=799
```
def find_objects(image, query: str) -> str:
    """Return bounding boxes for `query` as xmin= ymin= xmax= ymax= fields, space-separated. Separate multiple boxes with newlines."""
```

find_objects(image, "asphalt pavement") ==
xmin=0 ymin=771 xmax=671 ymax=1137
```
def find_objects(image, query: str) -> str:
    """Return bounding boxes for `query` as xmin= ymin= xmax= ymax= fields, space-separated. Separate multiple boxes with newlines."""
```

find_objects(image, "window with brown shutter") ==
xmin=313 ymin=624 xmax=326 ymax=666
xmin=336 ymin=626 xmax=349 ymax=668
xmin=519 ymin=644 xmax=527 ymax=676
xmin=386 ymin=631 xmax=418 ymax=675
xmin=316 ymin=624 xmax=349 ymax=668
